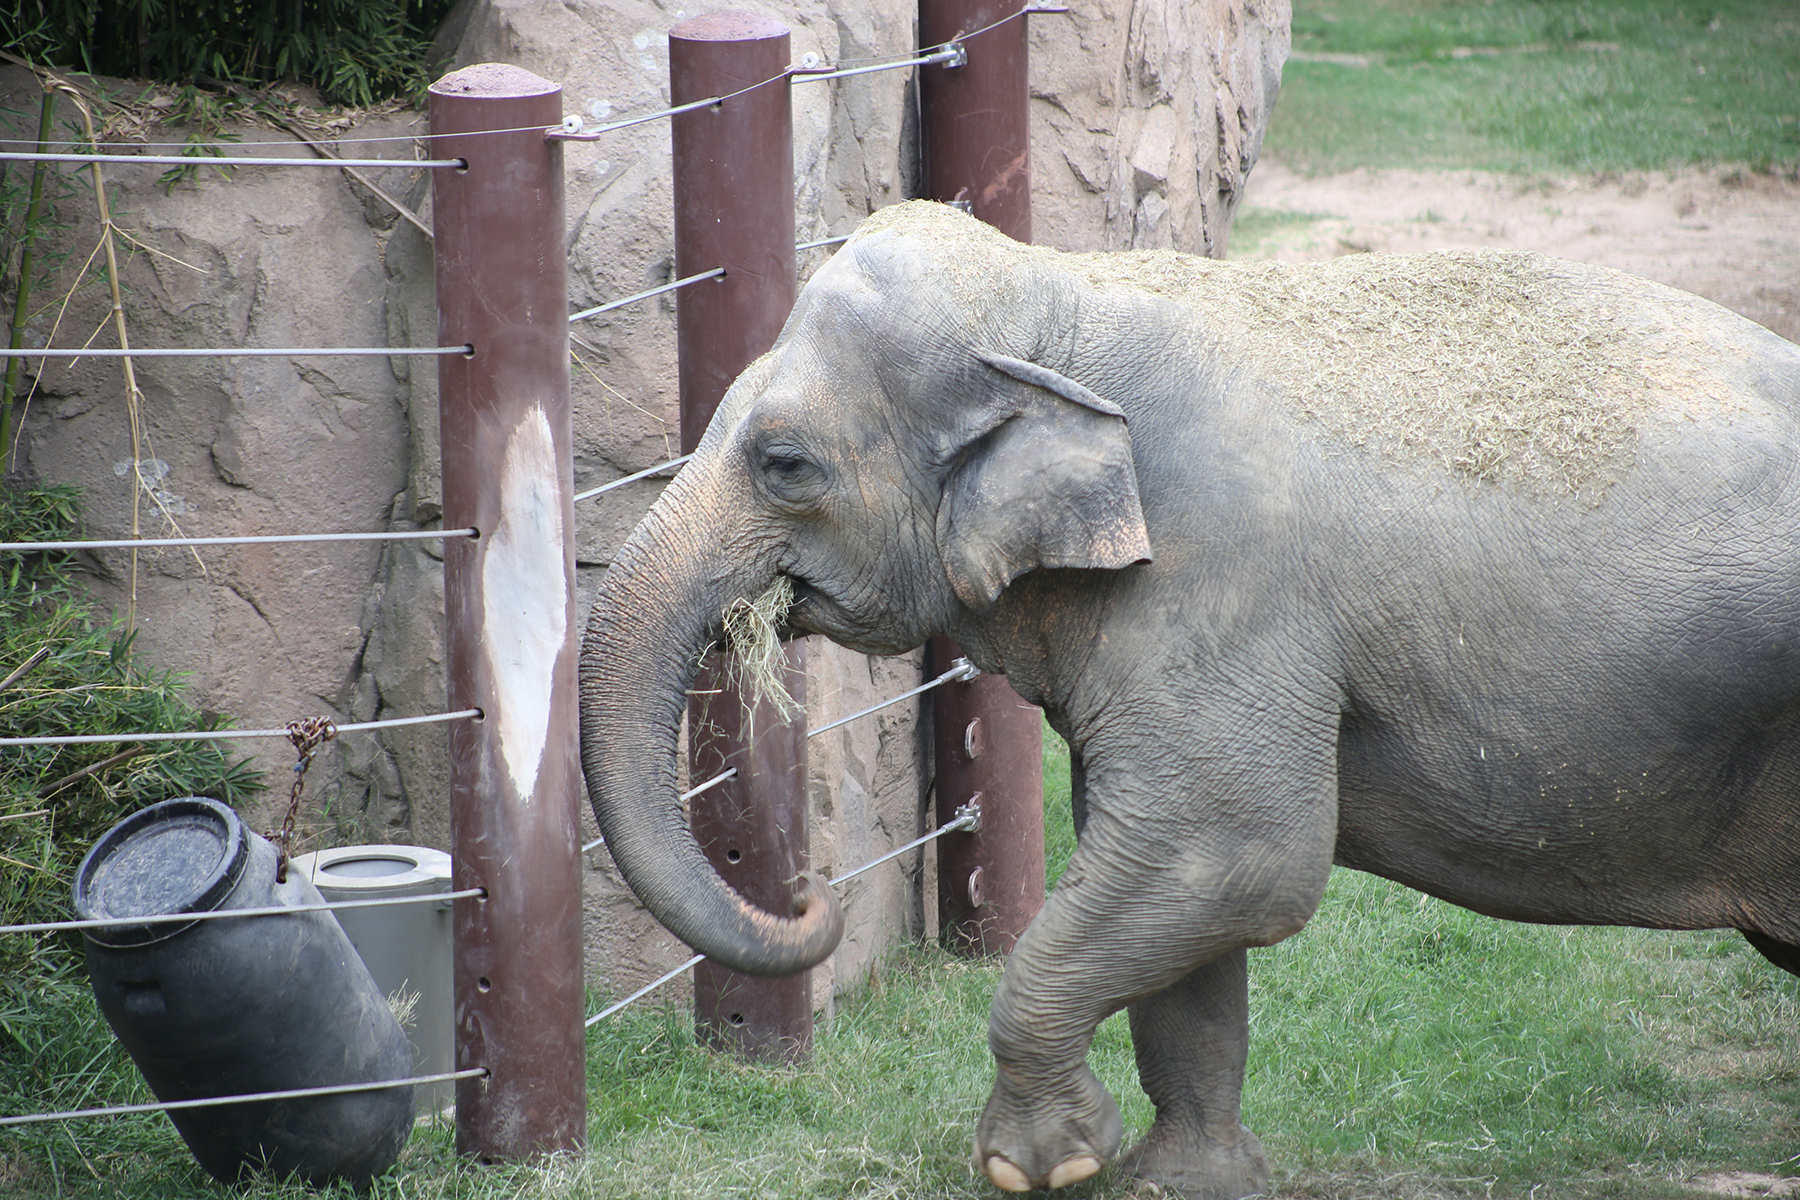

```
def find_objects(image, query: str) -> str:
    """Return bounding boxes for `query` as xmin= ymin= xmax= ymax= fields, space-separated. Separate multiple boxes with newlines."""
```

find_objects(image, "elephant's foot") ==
xmin=974 ymin=1061 xmax=1125 ymax=1192
xmin=1117 ymin=1120 xmax=1269 ymax=1200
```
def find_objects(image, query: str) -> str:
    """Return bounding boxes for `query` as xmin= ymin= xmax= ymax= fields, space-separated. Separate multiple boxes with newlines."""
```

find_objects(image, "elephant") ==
xmin=578 ymin=200 xmax=1800 ymax=1198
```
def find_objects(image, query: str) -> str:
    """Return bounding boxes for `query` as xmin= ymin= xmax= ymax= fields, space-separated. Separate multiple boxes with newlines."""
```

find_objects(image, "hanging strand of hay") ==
xmin=721 ymin=575 xmax=803 ymax=721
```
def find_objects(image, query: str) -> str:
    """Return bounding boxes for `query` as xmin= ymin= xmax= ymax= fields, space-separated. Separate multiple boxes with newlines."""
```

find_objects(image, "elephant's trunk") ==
xmin=577 ymin=477 xmax=843 ymax=976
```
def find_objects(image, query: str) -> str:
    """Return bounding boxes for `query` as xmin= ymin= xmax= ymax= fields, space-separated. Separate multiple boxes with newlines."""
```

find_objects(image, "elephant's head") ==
xmin=578 ymin=202 xmax=1152 ymax=975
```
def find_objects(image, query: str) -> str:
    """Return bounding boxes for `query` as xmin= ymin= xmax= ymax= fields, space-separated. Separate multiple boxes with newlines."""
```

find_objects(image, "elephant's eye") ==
xmin=756 ymin=443 xmax=825 ymax=500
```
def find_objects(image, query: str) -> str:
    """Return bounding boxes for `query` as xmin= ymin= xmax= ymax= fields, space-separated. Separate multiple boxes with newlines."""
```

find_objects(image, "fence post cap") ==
xmin=430 ymin=62 xmax=559 ymax=99
xmin=670 ymin=11 xmax=790 ymax=42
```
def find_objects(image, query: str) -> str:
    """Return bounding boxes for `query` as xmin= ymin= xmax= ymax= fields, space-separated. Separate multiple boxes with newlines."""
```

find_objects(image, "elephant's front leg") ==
xmin=973 ymin=723 xmax=1334 ymax=1196
xmin=1119 ymin=951 xmax=1268 ymax=1199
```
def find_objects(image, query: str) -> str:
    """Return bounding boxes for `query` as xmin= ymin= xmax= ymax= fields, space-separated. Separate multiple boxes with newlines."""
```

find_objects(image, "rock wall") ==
xmin=1031 ymin=0 xmax=1291 ymax=255
xmin=0 ymin=0 xmax=1287 ymax=1006
xmin=0 ymin=81 xmax=437 ymax=846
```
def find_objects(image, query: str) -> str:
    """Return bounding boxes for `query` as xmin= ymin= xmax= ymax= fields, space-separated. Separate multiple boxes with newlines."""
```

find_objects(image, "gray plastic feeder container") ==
xmin=289 ymin=845 xmax=455 ymax=1115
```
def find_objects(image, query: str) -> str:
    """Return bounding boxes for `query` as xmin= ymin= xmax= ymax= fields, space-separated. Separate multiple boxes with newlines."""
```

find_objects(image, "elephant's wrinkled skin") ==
xmin=578 ymin=202 xmax=1800 ymax=1197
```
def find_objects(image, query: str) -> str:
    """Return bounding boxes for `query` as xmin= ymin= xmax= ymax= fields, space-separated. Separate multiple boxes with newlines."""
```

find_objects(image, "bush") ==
xmin=0 ymin=483 xmax=263 ymax=983
xmin=1 ymin=0 xmax=459 ymax=107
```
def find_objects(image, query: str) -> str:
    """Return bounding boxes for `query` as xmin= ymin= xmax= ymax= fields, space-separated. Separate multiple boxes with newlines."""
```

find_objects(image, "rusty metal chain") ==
xmin=271 ymin=717 xmax=336 ymax=883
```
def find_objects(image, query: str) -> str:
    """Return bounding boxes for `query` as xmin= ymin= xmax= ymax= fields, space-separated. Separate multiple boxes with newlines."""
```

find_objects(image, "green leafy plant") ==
xmin=0 ymin=486 xmax=260 ymax=1189
xmin=0 ymin=89 xmax=84 ymax=474
xmin=0 ymin=485 xmax=263 ymax=981
xmin=0 ymin=0 xmax=458 ymax=108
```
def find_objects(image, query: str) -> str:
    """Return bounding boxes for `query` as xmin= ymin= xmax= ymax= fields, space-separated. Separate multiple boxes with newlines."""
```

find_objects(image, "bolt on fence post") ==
xmin=919 ymin=0 xmax=1047 ymax=956
xmin=430 ymin=63 xmax=586 ymax=1159
xmin=669 ymin=12 xmax=813 ymax=1062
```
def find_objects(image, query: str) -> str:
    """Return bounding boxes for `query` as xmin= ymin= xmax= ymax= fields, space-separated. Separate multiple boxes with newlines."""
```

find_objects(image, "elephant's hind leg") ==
xmin=1742 ymin=929 xmax=1800 ymax=977
xmin=1119 ymin=949 xmax=1270 ymax=1200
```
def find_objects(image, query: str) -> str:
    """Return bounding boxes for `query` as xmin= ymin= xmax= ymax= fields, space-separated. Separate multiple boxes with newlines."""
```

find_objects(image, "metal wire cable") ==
xmin=576 ymin=665 xmax=979 ymax=852
xmin=568 ymin=230 xmax=856 ymax=323
xmin=810 ymin=5 xmax=1065 ymax=68
xmin=0 ymin=528 xmax=477 ymax=553
xmin=556 ymin=38 xmax=962 ymax=146
xmin=586 ymin=954 xmax=705 ymax=1027
xmin=4 ymin=345 xmax=471 ymax=358
xmin=0 ymin=150 xmax=462 ymax=169
xmin=0 ymin=1067 xmax=487 ymax=1127
xmin=0 ymin=707 xmax=480 ymax=748
xmin=783 ymin=1 xmax=1061 ymax=82
xmin=549 ymin=66 xmax=792 ymax=143
xmin=572 ymin=455 xmax=692 ymax=503
xmin=790 ymin=45 xmax=965 ymax=82
xmin=948 ymin=2 xmax=1070 ymax=42
xmin=583 ymin=803 xmax=982 ymax=1026
xmin=568 ymin=269 xmax=723 ymax=322
xmin=803 ymin=45 xmax=951 ymax=68
xmin=581 ymin=767 xmax=737 ymax=853
xmin=3 ymin=124 xmax=539 ymax=150
xmin=809 ymin=658 xmax=979 ymax=738
xmin=830 ymin=802 xmax=979 ymax=886
xmin=549 ymin=16 xmax=1010 ymax=145
xmin=0 ymin=887 xmax=485 ymax=937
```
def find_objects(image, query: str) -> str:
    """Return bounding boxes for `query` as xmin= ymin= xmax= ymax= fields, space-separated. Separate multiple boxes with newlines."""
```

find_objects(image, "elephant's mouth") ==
xmin=782 ymin=575 xmax=921 ymax=657
xmin=783 ymin=575 xmax=866 ymax=644
xmin=780 ymin=576 xmax=827 ymax=639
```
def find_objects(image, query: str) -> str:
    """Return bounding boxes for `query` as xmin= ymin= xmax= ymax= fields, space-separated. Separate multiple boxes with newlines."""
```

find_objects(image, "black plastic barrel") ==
xmin=75 ymin=797 xmax=414 ymax=1186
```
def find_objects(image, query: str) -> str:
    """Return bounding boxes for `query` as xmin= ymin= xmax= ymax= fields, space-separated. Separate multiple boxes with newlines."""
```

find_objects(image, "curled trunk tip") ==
xmin=729 ymin=871 xmax=844 ymax=977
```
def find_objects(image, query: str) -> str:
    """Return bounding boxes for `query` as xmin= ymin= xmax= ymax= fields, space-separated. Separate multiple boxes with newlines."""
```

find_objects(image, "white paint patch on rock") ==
xmin=631 ymin=29 xmax=663 ymax=73
xmin=481 ymin=407 xmax=567 ymax=803
xmin=114 ymin=457 xmax=187 ymax=514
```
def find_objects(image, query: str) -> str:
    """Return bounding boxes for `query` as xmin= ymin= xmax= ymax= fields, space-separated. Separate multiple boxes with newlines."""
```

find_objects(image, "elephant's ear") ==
xmin=937 ymin=352 xmax=1152 ymax=610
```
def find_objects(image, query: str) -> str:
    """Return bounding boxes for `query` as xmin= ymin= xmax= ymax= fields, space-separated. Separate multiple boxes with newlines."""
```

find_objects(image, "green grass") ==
xmin=1267 ymin=0 xmax=1800 ymax=173
xmin=1224 ymin=207 xmax=1347 ymax=259
xmin=6 ymin=725 xmax=1797 ymax=1198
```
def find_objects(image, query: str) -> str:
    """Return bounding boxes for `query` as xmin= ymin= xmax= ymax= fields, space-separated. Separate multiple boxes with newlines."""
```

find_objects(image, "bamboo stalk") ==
xmin=39 ymin=745 xmax=149 ymax=797
xmin=59 ymin=85 xmax=144 ymax=638
xmin=0 ymin=88 xmax=58 ymax=475
xmin=0 ymin=645 xmax=52 ymax=691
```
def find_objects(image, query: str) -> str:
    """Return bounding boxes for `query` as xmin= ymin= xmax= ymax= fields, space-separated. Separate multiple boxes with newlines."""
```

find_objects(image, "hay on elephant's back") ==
xmin=856 ymin=203 xmax=1659 ymax=493
xmin=1072 ymin=247 xmax=1653 ymax=492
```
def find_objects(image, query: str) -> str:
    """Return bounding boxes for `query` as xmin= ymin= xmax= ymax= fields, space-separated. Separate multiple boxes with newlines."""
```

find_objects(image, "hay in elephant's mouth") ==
xmin=720 ymin=575 xmax=802 ymax=720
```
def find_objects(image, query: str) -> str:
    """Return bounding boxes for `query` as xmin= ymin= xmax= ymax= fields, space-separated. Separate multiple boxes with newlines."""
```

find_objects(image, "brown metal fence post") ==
xmin=919 ymin=0 xmax=1046 ymax=956
xmin=919 ymin=0 xmax=1032 ymax=237
xmin=669 ymin=12 xmax=813 ymax=1061
xmin=431 ymin=63 xmax=586 ymax=1160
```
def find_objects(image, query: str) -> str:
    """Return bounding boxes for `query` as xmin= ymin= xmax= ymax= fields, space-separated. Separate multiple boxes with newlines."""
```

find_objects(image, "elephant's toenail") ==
xmin=1047 ymin=1155 xmax=1102 ymax=1188
xmin=985 ymin=1155 xmax=1033 ymax=1192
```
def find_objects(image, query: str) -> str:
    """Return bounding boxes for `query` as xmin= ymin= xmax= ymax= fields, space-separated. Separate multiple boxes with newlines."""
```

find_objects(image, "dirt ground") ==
xmin=1233 ymin=158 xmax=1800 ymax=347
